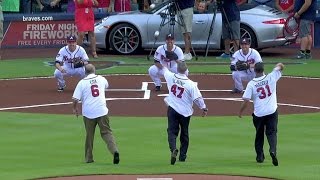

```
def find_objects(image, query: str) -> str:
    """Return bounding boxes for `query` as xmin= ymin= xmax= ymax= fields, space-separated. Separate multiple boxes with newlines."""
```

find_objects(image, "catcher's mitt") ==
xmin=73 ymin=58 xmax=84 ymax=68
xmin=165 ymin=50 xmax=178 ymax=61
xmin=236 ymin=61 xmax=249 ymax=71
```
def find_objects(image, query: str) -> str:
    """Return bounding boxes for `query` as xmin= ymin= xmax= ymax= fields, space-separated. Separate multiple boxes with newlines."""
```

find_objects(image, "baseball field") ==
xmin=0 ymin=48 xmax=319 ymax=180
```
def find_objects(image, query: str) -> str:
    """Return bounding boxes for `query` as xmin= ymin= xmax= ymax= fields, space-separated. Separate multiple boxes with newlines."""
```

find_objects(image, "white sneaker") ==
xmin=184 ymin=53 xmax=192 ymax=61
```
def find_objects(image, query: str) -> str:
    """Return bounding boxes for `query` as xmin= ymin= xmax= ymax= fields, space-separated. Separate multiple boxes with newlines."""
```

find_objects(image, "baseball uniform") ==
xmin=162 ymin=66 xmax=206 ymax=163
xmin=242 ymin=66 xmax=282 ymax=164
xmin=54 ymin=45 xmax=89 ymax=89
xmin=231 ymin=48 xmax=262 ymax=91
xmin=72 ymin=73 xmax=118 ymax=163
xmin=148 ymin=44 xmax=187 ymax=87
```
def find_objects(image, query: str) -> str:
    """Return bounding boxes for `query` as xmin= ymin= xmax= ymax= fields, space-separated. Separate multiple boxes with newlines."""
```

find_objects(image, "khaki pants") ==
xmin=83 ymin=115 xmax=118 ymax=162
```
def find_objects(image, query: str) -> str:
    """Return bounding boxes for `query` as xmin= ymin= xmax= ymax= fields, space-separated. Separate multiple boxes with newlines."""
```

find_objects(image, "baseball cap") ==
xmin=240 ymin=38 xmax=250 ymax=45
xmin=67 ymin=35 xmax=77 ymax=42
xmin=166 ymin=33 xmax=174 ymax=40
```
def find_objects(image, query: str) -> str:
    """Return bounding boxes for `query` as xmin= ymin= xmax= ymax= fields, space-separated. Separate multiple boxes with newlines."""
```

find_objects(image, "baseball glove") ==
xmin=73 ymin=58 xmax=84 ymax=68
xmin=235 ymin=61 xmax=249 ymax=71
xmin=165 ymin=50 xmax=179 ymax=61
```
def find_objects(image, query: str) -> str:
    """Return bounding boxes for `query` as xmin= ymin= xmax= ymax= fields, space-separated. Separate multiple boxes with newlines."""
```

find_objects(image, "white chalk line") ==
xmin=1 ymin=74 xmax=319 ymax=81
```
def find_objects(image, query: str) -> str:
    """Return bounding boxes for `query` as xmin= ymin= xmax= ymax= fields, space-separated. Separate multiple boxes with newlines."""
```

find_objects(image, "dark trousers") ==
xmin=167 ymin=106 xmax=191 ymax=160
xmin=252 ymin=110 xmax=278 ymax=158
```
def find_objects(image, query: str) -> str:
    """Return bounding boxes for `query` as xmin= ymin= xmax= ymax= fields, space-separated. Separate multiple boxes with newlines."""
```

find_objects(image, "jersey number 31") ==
xmin=257 ymin=84 xmax=272 ymax=99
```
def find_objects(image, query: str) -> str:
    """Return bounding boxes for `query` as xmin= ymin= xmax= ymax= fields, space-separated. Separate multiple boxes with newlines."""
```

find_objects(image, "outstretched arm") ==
xmin=275 ymin=63 xmax=284 ymax=71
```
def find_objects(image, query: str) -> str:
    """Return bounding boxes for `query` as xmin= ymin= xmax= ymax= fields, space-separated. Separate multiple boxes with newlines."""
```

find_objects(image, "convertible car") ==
xmin=93 ymin=1 xmax=295 ymax=55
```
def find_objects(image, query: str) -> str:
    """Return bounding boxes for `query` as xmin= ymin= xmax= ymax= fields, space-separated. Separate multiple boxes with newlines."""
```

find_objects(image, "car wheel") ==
xmin=240 ymin=24 xmax=257 ymax=48
xmin=108 ymin=23 xmax=140 ymax=54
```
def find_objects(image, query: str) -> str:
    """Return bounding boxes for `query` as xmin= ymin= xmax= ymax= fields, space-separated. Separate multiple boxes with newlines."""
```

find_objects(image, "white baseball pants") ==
xmin=54 ymin=67 xmax=86 ymax=88
xmin=232 ymin=70 xmax=256 ymax=91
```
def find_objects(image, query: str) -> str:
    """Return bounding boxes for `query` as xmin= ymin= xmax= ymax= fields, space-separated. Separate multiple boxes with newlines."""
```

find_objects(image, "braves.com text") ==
xmin=22 ymin=16 xmax=54 ymax=22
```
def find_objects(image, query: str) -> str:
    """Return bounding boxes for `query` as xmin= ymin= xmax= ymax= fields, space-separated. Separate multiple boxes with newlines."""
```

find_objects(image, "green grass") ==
xmin=0 ymin=112 xmax=319 ymax=180
xmin=0 ymin=55 xmax=319 ymax=179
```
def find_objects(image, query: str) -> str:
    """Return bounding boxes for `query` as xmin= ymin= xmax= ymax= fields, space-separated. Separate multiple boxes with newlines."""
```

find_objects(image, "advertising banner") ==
xmin=2 ymin=20 xmax=77 ymax=48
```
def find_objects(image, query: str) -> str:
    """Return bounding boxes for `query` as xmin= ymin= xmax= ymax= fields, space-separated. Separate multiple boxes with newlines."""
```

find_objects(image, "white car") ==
xmin=93 ymin=2 xmax=295 ymax=54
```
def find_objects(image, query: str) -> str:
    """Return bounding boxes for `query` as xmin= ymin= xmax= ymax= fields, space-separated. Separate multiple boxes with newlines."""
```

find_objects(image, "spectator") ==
xmin=275 ymin=0 xmax=294 ymax=13
xmin=248 ymin=0 xmax=275 ymax=8
xmin=67 ymin=0 xmax=75 ymax=13
xmin=195 ymin=1 xmax=207 ymax=13
xmin=75 ymin=0 xmax=99 ymax=58
xmin=35 ymin=0 xmax=62 ymax=12
xmin=216 ymin=0 xmax=240 ymax=59
xmin=114 ymin=0 xmax=131 ymax=12
xmin=176 ymin=0 xmax=195 ymax=61
xmin=239 ymin=62 xmax=285 ymax=166
xmin=72 ymin=64 xmax=120 ymax=164
xmin=21 ymin=0 xmax=31 ymax=13
xmin=293 ymin=0 xmax=316 ymax=59
xmin=97 ymin=0 xmax=113 ymax=12
xmin=237 ymin=0 xmax=248 ymax=5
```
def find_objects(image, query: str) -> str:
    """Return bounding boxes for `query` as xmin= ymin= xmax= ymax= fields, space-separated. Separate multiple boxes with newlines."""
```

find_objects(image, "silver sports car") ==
xmin=94 ymin=1 xmax=295 ymax=55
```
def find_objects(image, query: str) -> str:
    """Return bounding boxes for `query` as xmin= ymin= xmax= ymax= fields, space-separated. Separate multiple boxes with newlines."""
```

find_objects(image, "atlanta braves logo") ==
xmin=63 ymin=56 xmax=83 ymax=63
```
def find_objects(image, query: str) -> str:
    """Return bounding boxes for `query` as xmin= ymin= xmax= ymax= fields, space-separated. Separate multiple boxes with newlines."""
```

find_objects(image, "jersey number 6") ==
xmin=171 ymin=84 xmax=184 ymax=98
xmin=91 ymin=85 xmax=100 ymax=97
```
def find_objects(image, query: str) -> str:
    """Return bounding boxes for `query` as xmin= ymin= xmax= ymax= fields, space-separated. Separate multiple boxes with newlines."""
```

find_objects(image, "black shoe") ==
xmin=86 ymin=160 xmax=94 ymax=163
xmin=179 ymin=158 xmax=186 ymax=162
xmin=256 ymin=154 xmax=265 ymax=163
xmin=113 ymin=152 xmax=120 ymax=164
xmin=270 ymin=152 xmax=278 ymax=166
xmin=231 ymin=88 xmax=242 ymax=94
xmin=170 ymin=149 xmax=178 ymax=165
xmin=57 ymin=85 xmax=66 ymax=92
xmin=155 ymin=86 xmax=161 ymax=91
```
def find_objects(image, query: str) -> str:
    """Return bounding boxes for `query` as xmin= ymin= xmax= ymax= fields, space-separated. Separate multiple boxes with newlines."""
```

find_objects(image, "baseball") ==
xmin=150 ymin=4 xmax=156 ymax=9
xmin=154 ymin=31 xmax=160 ymax=37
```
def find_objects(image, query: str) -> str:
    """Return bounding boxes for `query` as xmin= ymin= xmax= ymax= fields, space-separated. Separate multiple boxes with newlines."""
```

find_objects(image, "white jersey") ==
xmin=56 ymin=45 xmax=89 ymax=69
xmin=154 ymin=44 xmax=184 ymax=72
xmin=72 ymin=74 xmax=109 ymax=119
xmin=163 ymin=68 xmax=203 ymax=117
xmin=231 ymin=48 xmax=262 ymax=73
xmin=242 ymin=68 xmax=282 ymax=117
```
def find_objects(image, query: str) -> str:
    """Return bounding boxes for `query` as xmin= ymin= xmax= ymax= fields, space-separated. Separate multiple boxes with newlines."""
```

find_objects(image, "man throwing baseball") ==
xmin=148 ymin=33 xmax=187 ymax=91
xmin=54 ymin=35 xmax=89 ymax=92
xmin=162 ymin=61 xmax=208 ymax=165
xmin=72 ymin=64 xmax=120 ymax=164
xmin=239 ymin=62 xmax=285 ymax=166
xmin=230 ymin=38 xmax=262 ymax=94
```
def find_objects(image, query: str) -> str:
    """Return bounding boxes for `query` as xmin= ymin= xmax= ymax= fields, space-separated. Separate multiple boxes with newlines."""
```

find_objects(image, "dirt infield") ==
xmin=0 ymin=75 xmax=319 ymax=116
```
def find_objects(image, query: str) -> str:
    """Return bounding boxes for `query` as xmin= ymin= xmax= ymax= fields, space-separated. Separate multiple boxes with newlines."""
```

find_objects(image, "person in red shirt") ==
xmin=275 ymin=0 xmax=294 ymax=13
xmin=236 ymin=0 xmax=248 ymax=5
xmin=97 ymin=0 xmax=113 ymax=12
xmin=75 ymin=0 xmax=99 ymax=58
